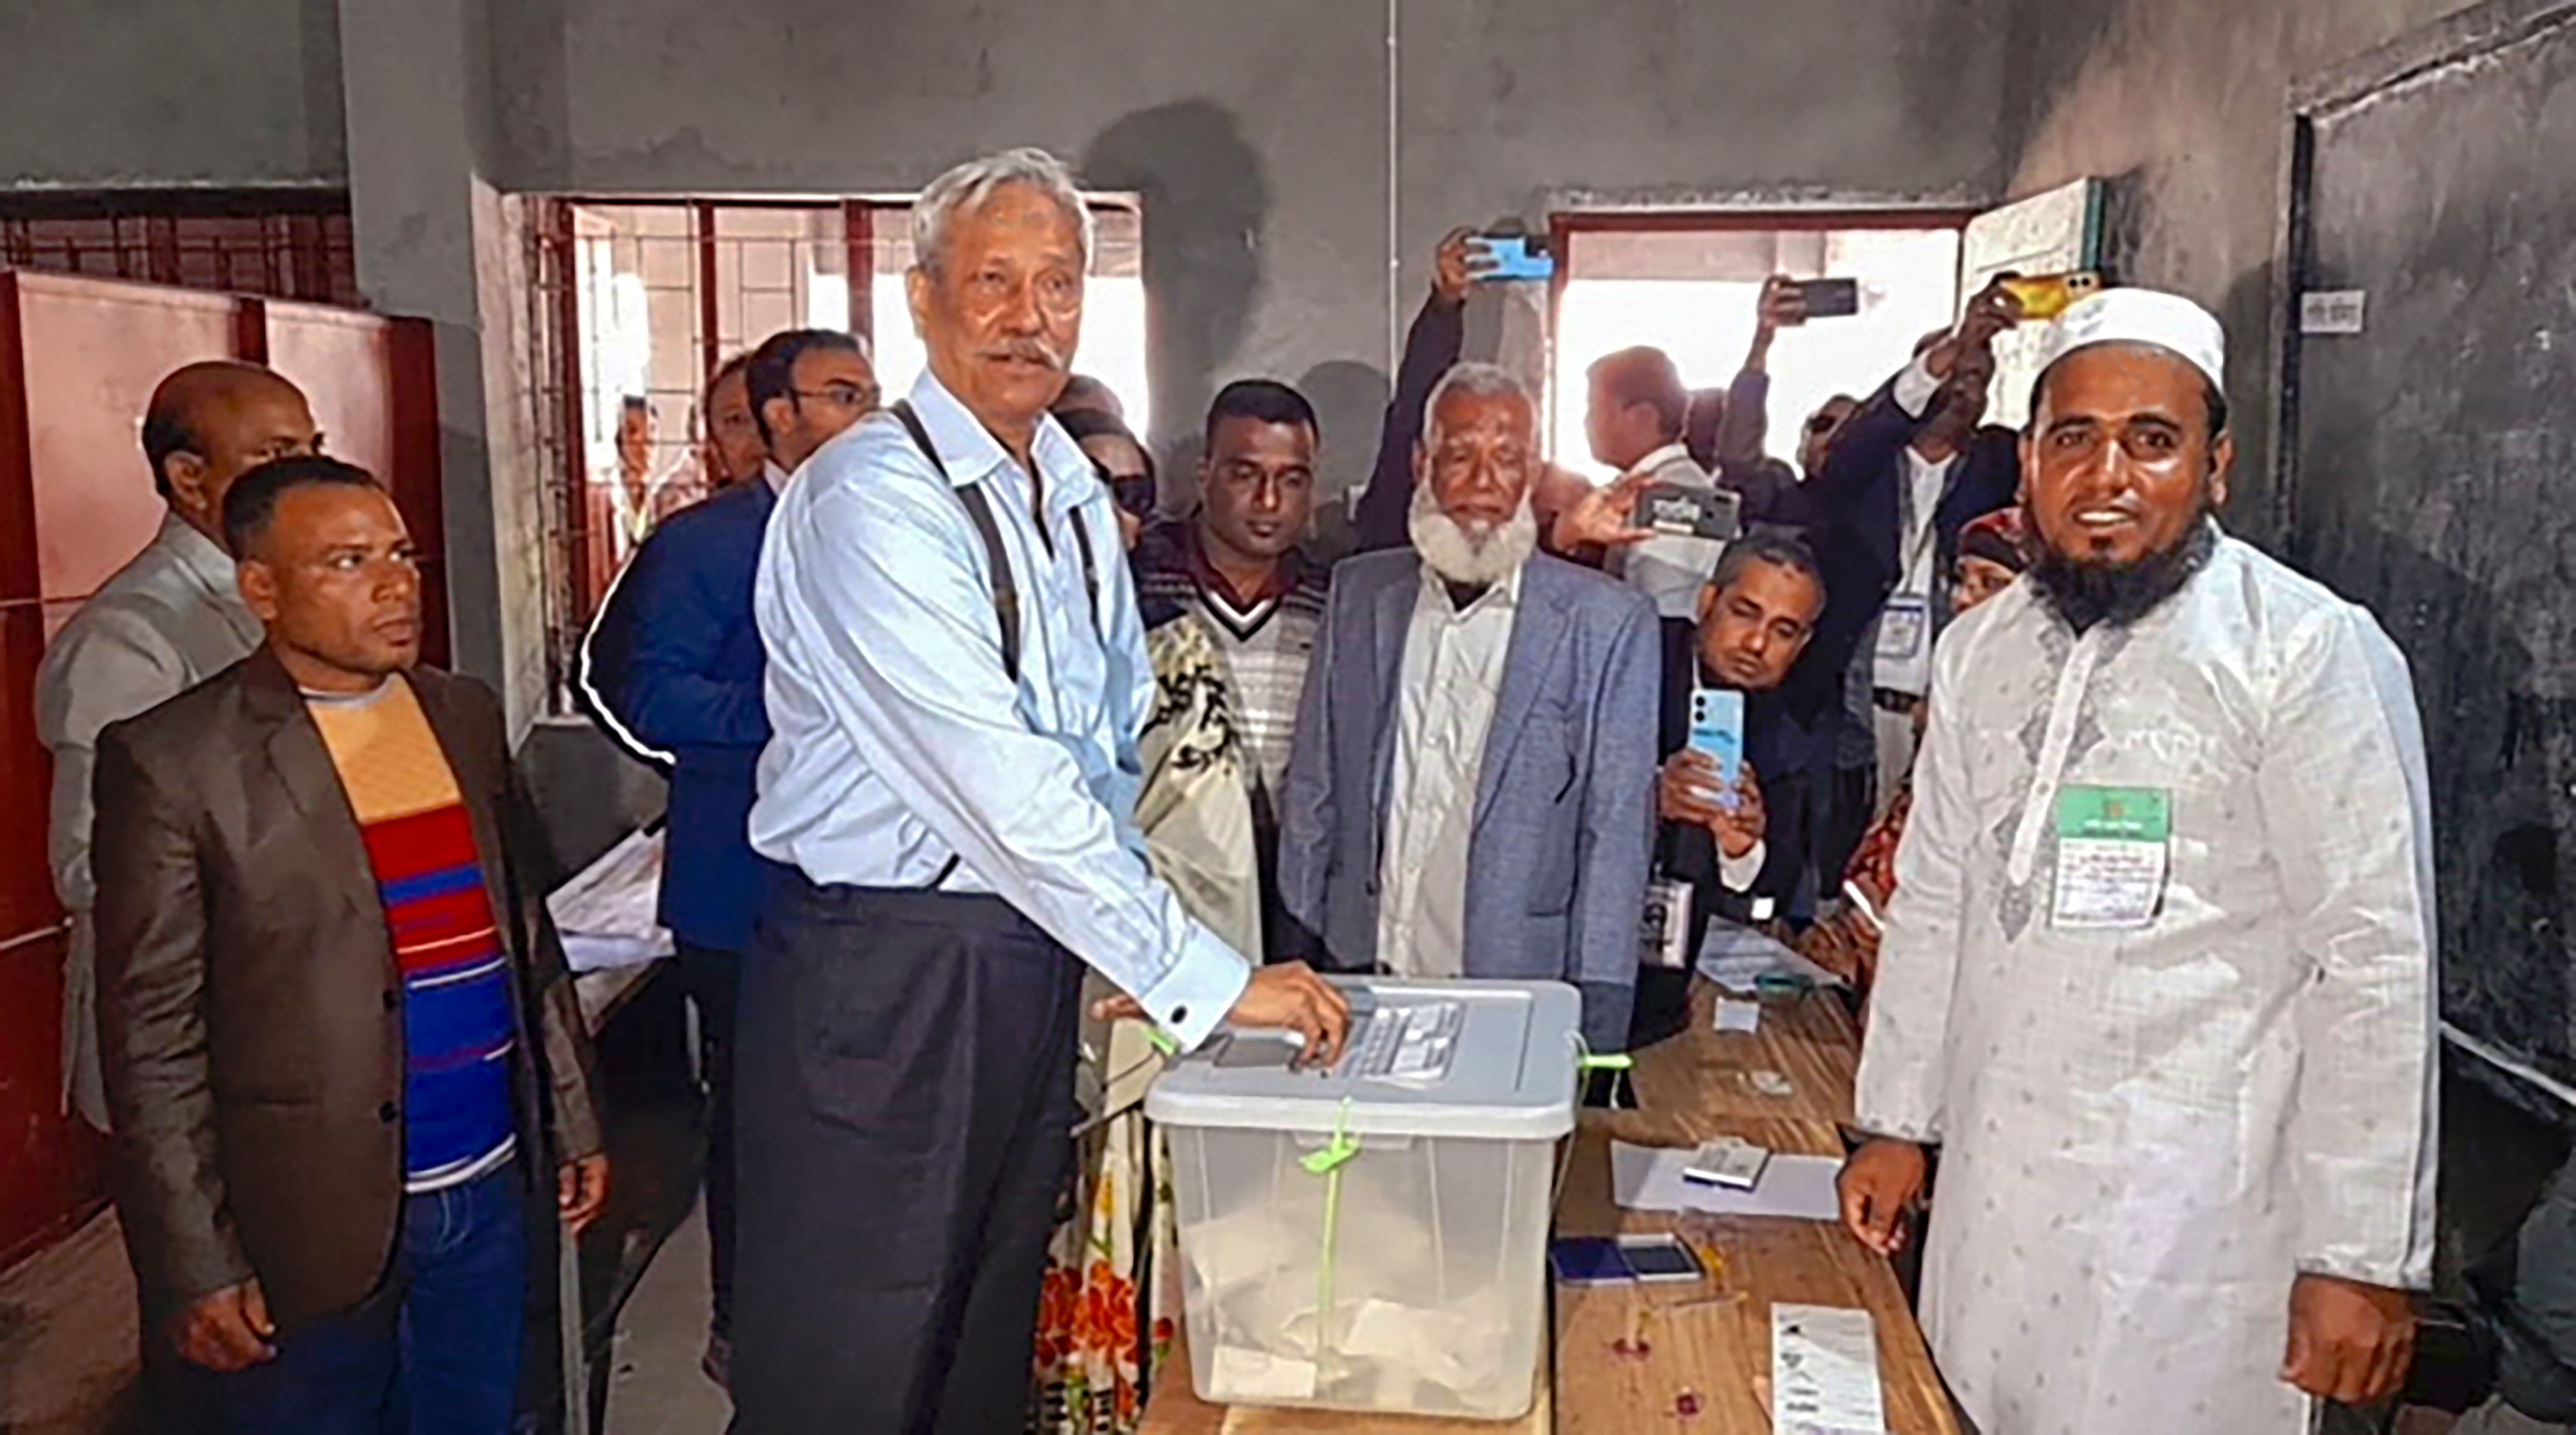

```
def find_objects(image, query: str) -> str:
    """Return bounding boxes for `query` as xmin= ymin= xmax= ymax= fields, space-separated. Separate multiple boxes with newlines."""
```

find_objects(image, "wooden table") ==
xmin=1142 ymin=980 xmax=1957 ymax=1434
xmin=1552 ymin=983 xmax=1957 ymax=1434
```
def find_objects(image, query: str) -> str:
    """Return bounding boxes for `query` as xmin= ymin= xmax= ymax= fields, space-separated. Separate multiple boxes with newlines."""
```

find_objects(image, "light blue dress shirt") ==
xmin=749 ymin=370 xmax=1252 ymax=1050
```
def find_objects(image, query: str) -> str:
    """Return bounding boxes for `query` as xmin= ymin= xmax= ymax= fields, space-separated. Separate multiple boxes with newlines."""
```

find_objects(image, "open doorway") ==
xmin=1547 ymin=213 xmax=1969 ymax=480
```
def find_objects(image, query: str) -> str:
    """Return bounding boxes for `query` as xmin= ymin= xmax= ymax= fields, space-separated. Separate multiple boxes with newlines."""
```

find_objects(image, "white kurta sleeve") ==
xmin=1853 ymin=616 xmax=1983 ymax=1143
xmin=2259 ymin=604 xmax=2439 ymax=1290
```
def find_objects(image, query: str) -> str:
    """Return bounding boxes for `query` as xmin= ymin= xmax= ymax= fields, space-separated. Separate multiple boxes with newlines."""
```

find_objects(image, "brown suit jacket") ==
xmin=92 ymin=647 xmax=604 ymax=1331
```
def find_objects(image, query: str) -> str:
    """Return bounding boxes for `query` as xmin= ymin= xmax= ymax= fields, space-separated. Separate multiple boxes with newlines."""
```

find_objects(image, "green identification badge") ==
xmin=2050 ymin=785 xmax=2170 ymax=929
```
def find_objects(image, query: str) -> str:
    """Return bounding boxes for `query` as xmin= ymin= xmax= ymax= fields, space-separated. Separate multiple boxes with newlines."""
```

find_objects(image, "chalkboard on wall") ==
xmin=2288 ymin=2 xmax=2576 ymax=1102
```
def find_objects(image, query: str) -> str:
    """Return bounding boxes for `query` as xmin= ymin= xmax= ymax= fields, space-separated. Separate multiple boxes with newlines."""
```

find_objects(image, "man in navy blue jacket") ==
xmin=578 ymin=326 xmax=875 ymax=1386
xmin=1792 ymin=283 xmax=2023 ymax=869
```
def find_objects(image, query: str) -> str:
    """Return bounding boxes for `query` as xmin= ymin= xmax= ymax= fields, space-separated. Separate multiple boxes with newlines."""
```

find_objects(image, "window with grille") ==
xmin=524 ymin=196 xmax=1147 ymax=712
xmin=0 ymin=189 xmax=357 ymax=306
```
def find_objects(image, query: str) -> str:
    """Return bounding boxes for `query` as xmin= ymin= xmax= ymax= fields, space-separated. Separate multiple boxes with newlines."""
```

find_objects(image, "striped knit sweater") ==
xmin=306 ymin=677 xmax=518 ymax=1192
xmin=1130 ymin=518 xmax=1329 ymax=821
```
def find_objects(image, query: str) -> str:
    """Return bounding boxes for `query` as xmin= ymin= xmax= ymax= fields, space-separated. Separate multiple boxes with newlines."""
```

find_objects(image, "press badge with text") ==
xmin=2050 ymin=785 xmax=2170 ymax=929
xmin=1875 ymin=596 xmax=1929 ymax=665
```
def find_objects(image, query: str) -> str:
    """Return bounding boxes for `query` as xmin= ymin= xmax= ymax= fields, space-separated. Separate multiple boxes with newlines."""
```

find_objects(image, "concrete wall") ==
xmin=486 ymin=0 xmax=2011 ymax=496
xmin=1998 ymin=0 xmax=2483 ymax=543
xmin=0 ymin=0 xmax=346 ymax=185
xmin=5 ymin=0 xmax=2500 ymax=665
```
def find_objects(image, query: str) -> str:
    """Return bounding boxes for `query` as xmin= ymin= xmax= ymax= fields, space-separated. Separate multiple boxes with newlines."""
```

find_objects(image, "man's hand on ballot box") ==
xmin=1091 ymin=960 xmax=1352 ymax=1068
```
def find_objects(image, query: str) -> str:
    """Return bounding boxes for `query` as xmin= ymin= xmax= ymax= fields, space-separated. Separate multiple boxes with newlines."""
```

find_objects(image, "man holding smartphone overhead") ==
xmin=1586 ymin=344 xmax=1741 ymax=624
xmin=1794 ymin=279 xmax=2024 ymax=810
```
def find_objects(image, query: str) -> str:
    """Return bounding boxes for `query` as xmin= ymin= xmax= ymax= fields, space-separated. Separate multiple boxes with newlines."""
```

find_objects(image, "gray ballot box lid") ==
xmin=1144 ymin=977 xmax=1582 ymax=1143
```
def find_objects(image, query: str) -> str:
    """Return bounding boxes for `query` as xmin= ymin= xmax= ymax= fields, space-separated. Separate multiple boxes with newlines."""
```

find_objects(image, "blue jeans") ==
xmin=223 ymin=1160 xmax=529 ymax=1434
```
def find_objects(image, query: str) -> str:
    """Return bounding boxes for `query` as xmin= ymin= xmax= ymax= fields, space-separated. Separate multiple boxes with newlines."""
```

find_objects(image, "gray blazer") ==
xmin=36 ymin=512 xmax=264 ymax=1129
xmin=1278 ymin=550 xmax=1661 ymax=1050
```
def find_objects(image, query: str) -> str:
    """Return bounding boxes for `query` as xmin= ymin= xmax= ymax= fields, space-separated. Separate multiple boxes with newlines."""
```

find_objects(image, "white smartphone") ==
xmin=1682 ymin=1138 xmax=1772 ymax=1191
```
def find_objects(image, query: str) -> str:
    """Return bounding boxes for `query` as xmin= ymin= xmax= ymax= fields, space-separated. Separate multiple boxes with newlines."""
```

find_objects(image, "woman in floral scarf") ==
xmin=1031 ymin=613 xmax=1260 ymax=1433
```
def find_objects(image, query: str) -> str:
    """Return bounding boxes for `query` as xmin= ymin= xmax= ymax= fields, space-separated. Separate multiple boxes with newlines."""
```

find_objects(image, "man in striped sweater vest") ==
xmin=92 ymin=456 xmax=606 ymax=1434
xmin=1129 ymin=379 xmax=1330 ymax=960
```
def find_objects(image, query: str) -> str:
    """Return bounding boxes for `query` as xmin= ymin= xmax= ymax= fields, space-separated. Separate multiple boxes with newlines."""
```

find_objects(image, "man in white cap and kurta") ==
xmin=1838 ymin=287 xmax=2436 ymax=1432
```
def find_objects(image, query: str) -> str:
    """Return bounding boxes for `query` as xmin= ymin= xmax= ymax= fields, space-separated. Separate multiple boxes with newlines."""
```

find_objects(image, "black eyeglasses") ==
xmin=794 ymin=384 xmax=877 ymax=409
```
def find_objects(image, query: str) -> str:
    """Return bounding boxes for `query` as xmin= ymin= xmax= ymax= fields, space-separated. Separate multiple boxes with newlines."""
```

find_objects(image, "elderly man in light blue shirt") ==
xmin=730 ymin=147 xmax=1349 ymax=1434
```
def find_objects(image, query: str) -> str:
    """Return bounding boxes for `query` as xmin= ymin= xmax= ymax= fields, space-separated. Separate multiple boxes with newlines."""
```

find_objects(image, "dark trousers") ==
xmin=674 ymin=940 xmax=742 ymax=1339
xmin=731 ymin=876 xmax=1082 ymax=1435
xmin=220 ymin=1160 xmax=528 ymax=1434
xmin=1818 ymin=762 xmax=1878 ymax=897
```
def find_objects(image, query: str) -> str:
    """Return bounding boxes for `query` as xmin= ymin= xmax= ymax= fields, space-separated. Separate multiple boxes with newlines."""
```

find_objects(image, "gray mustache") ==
xmin=984 ymin=342 xmax=1066 ymax=369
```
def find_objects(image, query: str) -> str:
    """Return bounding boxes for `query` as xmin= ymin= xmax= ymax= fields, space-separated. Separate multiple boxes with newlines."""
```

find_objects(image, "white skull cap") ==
xmin=2037 ymin=287 xmax=2228 ymax=396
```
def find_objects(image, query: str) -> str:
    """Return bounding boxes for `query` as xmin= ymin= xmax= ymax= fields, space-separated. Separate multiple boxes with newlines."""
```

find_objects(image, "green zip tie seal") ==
xmin=1578 ymin=1052 xmax=1635 ymax=1072
xmin=1305 ymin=1098 xmax=1358 ymax=1367
xmin=1144 ymin=1026 xmax=1177 ymax=1057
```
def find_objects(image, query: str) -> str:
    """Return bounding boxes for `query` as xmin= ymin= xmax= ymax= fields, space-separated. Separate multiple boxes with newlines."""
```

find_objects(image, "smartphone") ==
xmin=1634 ymin=481 xmax=1741 ymax=544
xmin=1550 ymin=1236 xmax=1634 ymax=1286
xmin=1617 ymin=1233 xmax=1706 ymax=1283
xmin=1472 ymin=233 xmax=1556 ymax=282
xmin=1688 ymin=687 xmax=1746 ymax=788
xmin=1787 ymin=277 xmax=1861 ymax=319
xmin=1999 ymin=270 xmax=2104 ymax=320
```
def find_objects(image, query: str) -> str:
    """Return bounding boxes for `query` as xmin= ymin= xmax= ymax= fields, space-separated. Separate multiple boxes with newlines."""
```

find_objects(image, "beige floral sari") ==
xmin=1031 ymin=614 xmax=1261 ymax=1432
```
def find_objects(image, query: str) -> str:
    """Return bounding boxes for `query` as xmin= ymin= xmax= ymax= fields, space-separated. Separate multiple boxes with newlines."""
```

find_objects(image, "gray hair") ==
xmin=1421 ymin=362 xmax=1534 ymax=444
xmin=910 ymin=148 xmax=1094 ymax=277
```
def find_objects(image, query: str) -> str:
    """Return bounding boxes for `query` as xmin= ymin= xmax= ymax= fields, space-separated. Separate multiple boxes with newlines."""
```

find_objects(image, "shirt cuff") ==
xmin=1891 ymin=357 xmax=1942 ymax=420
xmin=1719 ymin=840 xmax=1767 ymax=892
xmin=1133 ymin=921 xmax=1253 ymax=1054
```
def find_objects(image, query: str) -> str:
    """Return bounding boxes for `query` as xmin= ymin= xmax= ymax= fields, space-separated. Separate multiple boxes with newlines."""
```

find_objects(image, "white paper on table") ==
xmin=547 ymin=826 xmax=676 ymax=972
xmin=1714 ymin=997 xmax=1763 ymax=1033
xmin=1771 ymin=1304 xmax=1886 ymax=1433
xmin=1608 ymin=1143 xmax=1843 ymax=1220
xmin=1695 ymin=920 xmax=1845 ymax=994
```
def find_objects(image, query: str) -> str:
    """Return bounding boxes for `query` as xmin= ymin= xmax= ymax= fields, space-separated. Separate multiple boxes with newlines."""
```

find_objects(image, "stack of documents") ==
xmin=547 ymin=826 xmax=675 ymax=972
xmin=1696 ymin=921 xmax=1846 ymax=994
xmin=1608 ymin=1142 xmax=1843 ymax=1221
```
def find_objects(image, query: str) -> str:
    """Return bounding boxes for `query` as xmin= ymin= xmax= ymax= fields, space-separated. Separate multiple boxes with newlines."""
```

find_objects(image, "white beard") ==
xmin=1409 ymin=482 xmax=1538 ymax=588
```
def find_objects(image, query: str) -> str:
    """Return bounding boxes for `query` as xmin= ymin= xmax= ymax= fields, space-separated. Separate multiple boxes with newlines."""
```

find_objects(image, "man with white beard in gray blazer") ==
xmin=1279 ymin=363 xmax=1660 ymax=1053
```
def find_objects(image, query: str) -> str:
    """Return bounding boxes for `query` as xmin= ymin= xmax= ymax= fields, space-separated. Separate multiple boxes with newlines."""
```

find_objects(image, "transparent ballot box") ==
xmin=1144 ymin=979 xmax=1581 ymax=1421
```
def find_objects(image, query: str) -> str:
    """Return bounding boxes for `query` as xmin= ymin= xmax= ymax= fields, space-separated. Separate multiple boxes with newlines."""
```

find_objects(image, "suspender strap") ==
xmin=1069 ymin=509 xmax=1100 ymax=624
xmin=890 ymin=400 xmax=1023 ymax=683
xmin=884 ymin=398 xmax=1108 ymax=888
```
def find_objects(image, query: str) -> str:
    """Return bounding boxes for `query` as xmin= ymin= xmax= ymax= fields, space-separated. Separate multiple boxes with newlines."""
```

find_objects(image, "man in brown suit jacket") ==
xmin=92 ymin=455 xmax=608 ymax=1433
